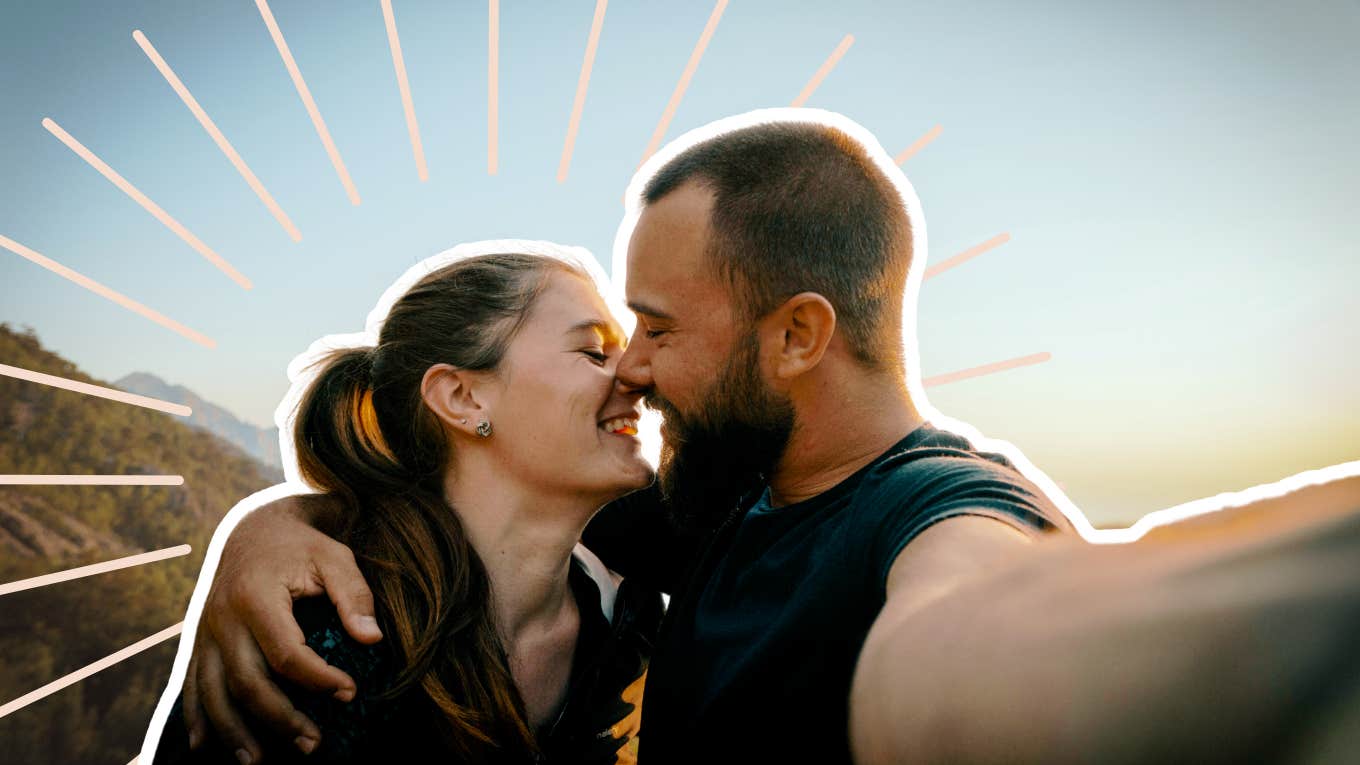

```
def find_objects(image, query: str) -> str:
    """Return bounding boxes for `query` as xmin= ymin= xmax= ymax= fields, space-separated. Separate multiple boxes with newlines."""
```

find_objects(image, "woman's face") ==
xmin=479 ymin=269 xmax=653 ymax=502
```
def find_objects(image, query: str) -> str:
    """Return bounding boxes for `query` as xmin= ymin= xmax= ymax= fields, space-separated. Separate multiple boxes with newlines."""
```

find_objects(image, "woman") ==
xmin=150 ymin=247 xmax=664 ymax=763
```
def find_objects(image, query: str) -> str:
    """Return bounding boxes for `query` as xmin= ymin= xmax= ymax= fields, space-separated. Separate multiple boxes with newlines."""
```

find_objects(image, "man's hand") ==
xmin=184 ymin=493 xmax=381 ymax=763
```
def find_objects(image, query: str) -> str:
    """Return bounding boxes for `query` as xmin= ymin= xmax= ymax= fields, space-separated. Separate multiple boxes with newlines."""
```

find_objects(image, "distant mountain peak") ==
xmin=115 ymin=372 xmax=283 ymax=471
xmin=114 ymin=371 xmax=189 ymax=395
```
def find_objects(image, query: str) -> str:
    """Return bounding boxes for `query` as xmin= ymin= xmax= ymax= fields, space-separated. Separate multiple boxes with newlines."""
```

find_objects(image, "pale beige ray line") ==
xmin=790 ymin=33 xmax=854 ymax=108
xmin=894 ymin=124 xmax=942 ymax=165
xmin=0 ymin=234 xmax=216 ymax=348
xmin=488 ymin=0 xmax=500 ymax=175
xmin=557 ymin=0 xmax=609 ymax=183
xmin=132 ymin=30 xmax=303 ymax=241
xmin=126 ymin=759 xmax=138 ymax=765
xmin=0 ymin=363 xmax=191 ymax=416
xmin=0 ymin=545 xmax=192 ymax=597
xmin=41 ymin=118 xmax=253 ymax=289
xmin=254 ymin=0 xmax=361 ymax=205
xmin=923 ymin=233 xmax=1011 ymax=280
xmin=923 ymin=352 xmax=1052 ymax=388
xmin=378 ymin=1 xmax=428 ymax=181
xmin=638 ymin=0 xmax=729 ymax=167
xmin=0 ymin=623 xmax=183 ymax=719
xmin=0 ymin=475 xmax=185 ymax=486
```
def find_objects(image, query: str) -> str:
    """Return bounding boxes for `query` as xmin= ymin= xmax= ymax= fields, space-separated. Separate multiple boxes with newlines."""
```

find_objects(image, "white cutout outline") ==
xmin=139 ymin=108 xmax=1360 ymax=762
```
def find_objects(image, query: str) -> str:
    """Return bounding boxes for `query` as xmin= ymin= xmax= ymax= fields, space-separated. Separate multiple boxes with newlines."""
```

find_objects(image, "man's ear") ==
xmin=760 ymin=292 xmax=836 ymax=381
xmin=420 ymin=363 xmax=492 ymax=438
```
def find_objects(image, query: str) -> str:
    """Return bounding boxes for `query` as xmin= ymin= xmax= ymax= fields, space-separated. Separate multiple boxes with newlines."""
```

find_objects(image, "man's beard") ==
xmin=645 ymin=331 xmax=796 ymax=533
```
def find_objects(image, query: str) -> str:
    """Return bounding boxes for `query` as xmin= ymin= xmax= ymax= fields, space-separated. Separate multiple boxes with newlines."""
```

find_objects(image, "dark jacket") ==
xmin=148 ymin=546 xmax=663 ymax=764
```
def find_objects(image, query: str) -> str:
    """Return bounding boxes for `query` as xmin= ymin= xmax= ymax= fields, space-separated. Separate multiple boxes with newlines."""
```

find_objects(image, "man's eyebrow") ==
xmin=565 ymin=319 xmax=625 ymax=345
xmin=626 ymin=301 xmax=674 ymax=321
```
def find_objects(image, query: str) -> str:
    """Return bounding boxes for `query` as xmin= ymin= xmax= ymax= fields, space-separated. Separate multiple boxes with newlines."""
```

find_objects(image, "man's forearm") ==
xmin=851 ymin=477 xmax=1360 ymax=764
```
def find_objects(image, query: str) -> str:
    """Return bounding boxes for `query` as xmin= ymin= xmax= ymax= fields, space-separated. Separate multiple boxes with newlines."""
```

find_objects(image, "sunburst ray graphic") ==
xmin=0 ymin=2 xmax=1355 ymax=764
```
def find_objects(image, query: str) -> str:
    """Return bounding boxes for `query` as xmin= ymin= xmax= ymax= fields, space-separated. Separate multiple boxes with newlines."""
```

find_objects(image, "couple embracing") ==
xmin=143 ymin=108 xmax=1360 ymax=765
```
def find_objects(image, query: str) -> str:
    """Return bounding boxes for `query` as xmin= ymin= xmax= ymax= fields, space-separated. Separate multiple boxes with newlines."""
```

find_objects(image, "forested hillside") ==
xmin=0 ymin=324 xmax=283 ymax=764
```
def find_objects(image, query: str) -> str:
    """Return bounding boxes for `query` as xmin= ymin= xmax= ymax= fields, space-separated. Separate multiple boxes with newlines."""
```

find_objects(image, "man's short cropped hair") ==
xmin=642 ymin=120 xmax=913 ymax=372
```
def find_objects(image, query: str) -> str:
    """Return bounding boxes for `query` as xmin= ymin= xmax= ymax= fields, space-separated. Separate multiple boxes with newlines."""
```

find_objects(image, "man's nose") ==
xmin=615 ymin=340 xmax=651 ymax=394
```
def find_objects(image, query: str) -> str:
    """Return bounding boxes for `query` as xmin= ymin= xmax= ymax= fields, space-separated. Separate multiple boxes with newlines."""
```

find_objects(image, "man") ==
xmin=166 ymin=110 xmax=1360 ymax=763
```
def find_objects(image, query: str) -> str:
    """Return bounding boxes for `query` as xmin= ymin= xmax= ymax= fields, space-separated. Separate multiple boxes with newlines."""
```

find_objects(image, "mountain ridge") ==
xmin=113 ymin=371 xmax=283 ymax=472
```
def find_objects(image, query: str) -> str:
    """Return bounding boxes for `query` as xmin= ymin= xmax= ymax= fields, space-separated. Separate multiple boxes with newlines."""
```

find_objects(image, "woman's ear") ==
xmin=420 ymin=363 xmax=491 ymax=438
xmin=761 ymin=292 xmax=837 ymax=381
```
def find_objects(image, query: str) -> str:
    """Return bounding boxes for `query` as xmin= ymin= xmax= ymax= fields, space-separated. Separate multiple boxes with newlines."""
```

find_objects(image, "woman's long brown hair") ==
xmin=292 ymin=252 xmax=586 ymax=761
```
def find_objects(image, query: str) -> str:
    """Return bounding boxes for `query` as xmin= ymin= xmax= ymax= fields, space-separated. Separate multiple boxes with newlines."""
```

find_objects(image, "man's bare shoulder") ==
xmin=882 ymin=514 xmax=1043 ymax=614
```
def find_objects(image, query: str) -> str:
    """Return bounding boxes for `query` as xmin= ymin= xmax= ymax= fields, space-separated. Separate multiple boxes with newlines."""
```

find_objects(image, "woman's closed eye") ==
xmin=581 ymin=348 xmax=609 ymax=364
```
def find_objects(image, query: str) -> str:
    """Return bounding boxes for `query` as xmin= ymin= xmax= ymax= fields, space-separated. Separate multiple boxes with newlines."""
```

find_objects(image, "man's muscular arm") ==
xmin=184 ymin=494 xmax=380 ymax=762
xmin=850 ymin=475 xmax=1360 ymax=764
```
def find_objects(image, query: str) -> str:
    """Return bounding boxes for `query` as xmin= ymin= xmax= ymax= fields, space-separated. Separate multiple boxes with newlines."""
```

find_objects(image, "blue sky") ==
xmin=2 ymin=0 xmax=1356 ymax=524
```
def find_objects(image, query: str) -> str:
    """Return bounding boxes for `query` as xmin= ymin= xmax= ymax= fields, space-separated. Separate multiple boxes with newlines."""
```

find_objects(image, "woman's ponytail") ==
xmin=294 ymin=347 xmax=409 ymax=509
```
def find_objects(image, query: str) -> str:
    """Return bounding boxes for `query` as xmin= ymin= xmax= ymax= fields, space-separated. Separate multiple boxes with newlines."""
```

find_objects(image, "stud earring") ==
xmin=476 ymin=419 xmax=493 ymax=438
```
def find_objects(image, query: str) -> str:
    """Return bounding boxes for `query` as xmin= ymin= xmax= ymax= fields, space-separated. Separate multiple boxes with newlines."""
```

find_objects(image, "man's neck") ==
xmin=767 ymin=371 xmax=924 ymax=508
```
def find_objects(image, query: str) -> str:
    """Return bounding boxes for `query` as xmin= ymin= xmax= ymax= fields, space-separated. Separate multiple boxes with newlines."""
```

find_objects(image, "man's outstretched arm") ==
xmin=184 ymin=493 xmax=381 ymax=763
xmin=849 ymin=475 xmax=1360 ymax=764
